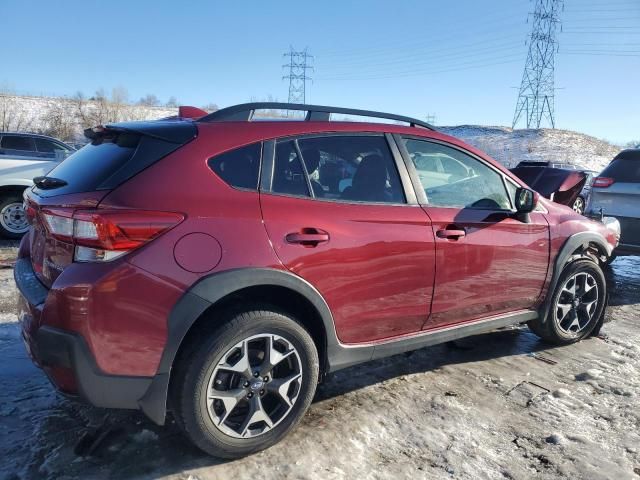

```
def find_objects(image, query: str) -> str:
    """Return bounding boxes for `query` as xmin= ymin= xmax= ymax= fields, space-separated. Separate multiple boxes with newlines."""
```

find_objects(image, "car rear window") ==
xmin=208 ymin=143 xmax=262 ymax=190
xmin=34 ymin=123 xmax=196 ymax=197
xmin=40 ymin=133 xmax=138 ymax=196
xmin=601 ymin=150 xmax=640 ymax=183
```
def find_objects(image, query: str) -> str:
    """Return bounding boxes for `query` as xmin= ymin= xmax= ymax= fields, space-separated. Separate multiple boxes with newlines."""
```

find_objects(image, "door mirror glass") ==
xmin=515 ymin=187 xmax=537 ymax=212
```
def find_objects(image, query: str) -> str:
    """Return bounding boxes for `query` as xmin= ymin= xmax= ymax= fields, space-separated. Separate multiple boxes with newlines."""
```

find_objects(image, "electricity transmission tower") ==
xmin=283 ymin=47 xmax=313 ymax=107
xmin=512 ymin=0 xmax=563 ymax=129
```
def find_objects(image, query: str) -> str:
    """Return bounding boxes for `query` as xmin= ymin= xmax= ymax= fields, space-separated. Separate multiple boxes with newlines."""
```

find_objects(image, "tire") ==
xmin=172 ymin=307 xmax=319 ymax=458
xmin=606 ymin=254 xmax=617 ymax=266
xmin=528 ymin=259 xmax=607 ymax=345
xmin=0 ymin=194 xmax=29 ymax=239
xmin=572 ymin=196 xmax=585 ymax=215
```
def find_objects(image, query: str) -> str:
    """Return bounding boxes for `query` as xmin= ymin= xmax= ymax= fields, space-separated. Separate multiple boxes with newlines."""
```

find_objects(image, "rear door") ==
xmin=259 ymin=133 xmax=436 ymax=344
xmin=397 ymin=136 xmax=549 ymax=330
xmin=588 ymin=151 xmax=640 ymax=247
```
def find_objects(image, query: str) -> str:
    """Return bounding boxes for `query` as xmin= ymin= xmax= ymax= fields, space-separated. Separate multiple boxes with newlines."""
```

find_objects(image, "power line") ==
xmin=282 ymin=47 xmax=313 ymax=106
xmin=513 ymin=0 xmax=563 ymax=129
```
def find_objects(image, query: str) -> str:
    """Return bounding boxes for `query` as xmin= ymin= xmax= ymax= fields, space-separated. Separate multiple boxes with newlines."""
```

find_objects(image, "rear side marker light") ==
xmin=41 ymin=209 xmax=184 ymax=263
xmin=592 ymin=177 xmax=615 ymax=188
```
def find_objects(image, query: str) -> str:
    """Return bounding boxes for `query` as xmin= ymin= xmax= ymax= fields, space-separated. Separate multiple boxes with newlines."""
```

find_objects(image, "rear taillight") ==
xmin=40 ymin=208 xmax=184 ymax=262
xmin=592 ymin=177 xmax=615 ymax=188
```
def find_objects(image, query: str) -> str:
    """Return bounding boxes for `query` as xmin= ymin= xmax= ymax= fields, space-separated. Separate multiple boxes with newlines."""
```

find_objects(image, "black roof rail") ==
xmin=198 ymin=102 xmax=435 ymax=130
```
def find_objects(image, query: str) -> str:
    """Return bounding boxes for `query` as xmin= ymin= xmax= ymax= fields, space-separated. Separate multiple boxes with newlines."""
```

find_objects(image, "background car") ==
xmin=587 ymin=148 xmax=640 ymax=258
xmin=510 ymin=161 xmax=589 ymax=213
xmin=0 ymin=132 xmax=75 ymax=238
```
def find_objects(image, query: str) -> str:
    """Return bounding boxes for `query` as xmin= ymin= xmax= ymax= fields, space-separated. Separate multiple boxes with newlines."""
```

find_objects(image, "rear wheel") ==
xmin=529 ymin=259 xmax=606 ymax=344
xmin=0 ymin=194 xmax=29 ymax=239
xmin=572 ymin=196 xmax=585 ymax=215
xmin=172 ymin=308 xmax=319 ymax=458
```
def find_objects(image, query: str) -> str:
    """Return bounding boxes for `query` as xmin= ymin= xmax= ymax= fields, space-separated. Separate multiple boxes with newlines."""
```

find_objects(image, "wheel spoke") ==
xmin=567 ymin=309 xmax=581 ymax=332
xmin=209 ymin=388 xmax=245 ymax=425
xmin=581 ymin=299 xmax=598 ymax=318
xmin=556 ymin=302 xmax=572 ymax=322
xmin=267 ymin=372 xmax=302 ymax=407
xmin=262 ymin=335 xmax=295 ymax=374
xmin=217 ymin=340 xmax=252 ymax=378
xmin=240 ymin=395 xmax=273 ymax=437
xmin=561 ymin=279 xmax=576 ymax=298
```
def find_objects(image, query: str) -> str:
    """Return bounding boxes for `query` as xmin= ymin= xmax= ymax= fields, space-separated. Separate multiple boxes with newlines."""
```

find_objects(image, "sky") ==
xmin=2 ymin=0 xmax=639 ymax=144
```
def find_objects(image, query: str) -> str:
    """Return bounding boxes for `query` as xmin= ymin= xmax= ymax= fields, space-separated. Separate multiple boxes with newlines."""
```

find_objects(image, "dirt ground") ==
xmin=0 ymin=240 xmax=638 ymax=480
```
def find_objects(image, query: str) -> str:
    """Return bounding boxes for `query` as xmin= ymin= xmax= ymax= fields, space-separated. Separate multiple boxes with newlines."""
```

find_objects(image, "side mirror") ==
xmin=515 ymin=187 xmax=537 ymax=213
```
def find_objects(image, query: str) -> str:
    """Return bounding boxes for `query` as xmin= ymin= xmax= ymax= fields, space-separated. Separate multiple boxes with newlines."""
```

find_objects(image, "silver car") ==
xmin=587 ymin=148 xmax=640 ymax=258
xmin=0 ymin=132 xmax=75 ymax=237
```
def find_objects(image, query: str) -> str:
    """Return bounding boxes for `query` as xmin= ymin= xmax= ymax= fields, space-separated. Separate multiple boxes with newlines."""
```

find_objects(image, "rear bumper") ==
xmin=586 ymin=214 xmax=639 ymax=255
xmin=15 ymin=257 xmax=156 ymax=414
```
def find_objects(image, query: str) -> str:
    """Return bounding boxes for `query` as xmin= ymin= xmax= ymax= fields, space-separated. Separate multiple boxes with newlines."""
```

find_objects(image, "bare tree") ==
xmin=40 ymin=100 xmax=77 ymax=141
xmin=0 ymin=91 xmax=34 ymax=132
xmin=166 ymin=96 xmax=178 ymax=108
xmin=201 ymin=103 xmax=219 ymax=112
xmin=138 ymin=94 xmax=160 ymax=107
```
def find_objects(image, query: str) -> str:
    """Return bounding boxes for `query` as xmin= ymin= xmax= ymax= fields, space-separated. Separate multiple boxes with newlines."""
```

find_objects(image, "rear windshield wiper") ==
xmin=33 ymin=176 xmax=68 ymax=190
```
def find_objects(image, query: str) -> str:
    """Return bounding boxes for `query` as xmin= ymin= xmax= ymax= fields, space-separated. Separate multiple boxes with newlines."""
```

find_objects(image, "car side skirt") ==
xmin=328 ymin=309 xmax=538 ymax=370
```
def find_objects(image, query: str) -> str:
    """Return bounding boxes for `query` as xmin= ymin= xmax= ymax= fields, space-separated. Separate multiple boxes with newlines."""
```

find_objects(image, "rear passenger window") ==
xmin=1 ymin=135 xmax=35 ymax=152
xmin=272 ymin=140 xmax=310 ymax=197
xmin=208 ymin=143 xmax=261 ymax=190
xmin=271 ymin=135 xmax=405 ymax=204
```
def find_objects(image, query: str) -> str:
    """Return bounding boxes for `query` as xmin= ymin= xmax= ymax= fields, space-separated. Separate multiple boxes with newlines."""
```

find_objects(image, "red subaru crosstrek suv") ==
xmin=16 ymin=103 xmax=619 ymax=458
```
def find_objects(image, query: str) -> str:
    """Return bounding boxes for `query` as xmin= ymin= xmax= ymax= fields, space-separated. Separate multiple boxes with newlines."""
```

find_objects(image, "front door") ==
xmin=398 ymin=136 xmax=550 ymax=330
xmin=259 ymin=133 xmax=436 ymax=344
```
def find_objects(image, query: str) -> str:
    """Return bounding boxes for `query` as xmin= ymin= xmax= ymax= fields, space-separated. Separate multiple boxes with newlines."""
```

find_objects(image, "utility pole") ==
xmin=425 ymin=114 xmax=437 ymax=126
xmin=283 ymin=47 xmax=313 ymax=111
xmin=512 ymin=0 xmax=563 ymax=129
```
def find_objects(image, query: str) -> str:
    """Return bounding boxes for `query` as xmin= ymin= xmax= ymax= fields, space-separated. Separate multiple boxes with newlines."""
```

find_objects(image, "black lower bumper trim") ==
xmin=35 ymin=326 xmax=153 ymax=412
xmin=615 ymin=243 xmax=640 ymax=255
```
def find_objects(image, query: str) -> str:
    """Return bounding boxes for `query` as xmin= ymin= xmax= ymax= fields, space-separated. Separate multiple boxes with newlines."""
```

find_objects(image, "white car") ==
xmin=0 ymin=132 xmax=75 ymax=237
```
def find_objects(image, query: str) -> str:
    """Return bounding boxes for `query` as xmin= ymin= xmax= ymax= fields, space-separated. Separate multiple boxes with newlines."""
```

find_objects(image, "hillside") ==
xmin=439 ymin=125 xmax=621 ymax=172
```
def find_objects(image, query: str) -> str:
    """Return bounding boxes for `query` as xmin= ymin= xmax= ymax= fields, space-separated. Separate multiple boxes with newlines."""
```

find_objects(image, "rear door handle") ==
xmin=436 ymin=228 xmax=466 ymax=240
xmin=286 ymin=229 xmax=330 ymax=247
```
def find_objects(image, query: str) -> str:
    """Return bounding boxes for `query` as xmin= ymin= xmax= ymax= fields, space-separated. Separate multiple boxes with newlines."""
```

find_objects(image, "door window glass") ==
xmin=35 ymin=138 xmax=70 ymax=154
xmin=1 ymin=135 xmax=35 ymax=153
xmin=404 ymin=138 xmax=511 ymax=209
xmin=272 ymin=140 xmax=310 ymax=197
xmin=296 ymin=135 xmax=405 ymax=203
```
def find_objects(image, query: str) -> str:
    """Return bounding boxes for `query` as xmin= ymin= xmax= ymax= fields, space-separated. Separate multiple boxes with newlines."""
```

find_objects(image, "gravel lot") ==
xmin=0 ymin=240 xmax=638 ymax=480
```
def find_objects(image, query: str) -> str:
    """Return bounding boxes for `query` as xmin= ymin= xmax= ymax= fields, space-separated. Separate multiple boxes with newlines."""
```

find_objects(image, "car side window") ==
xmin=403 ymin=138 xmax=511 ymax=210
xmin=208 ymin=143 xmax=262 ymax=190
xmin=272 ymin=140 xmax=311 ymax=197
xmin=0 ymin=135 xmax=35 ymax=153
xmin=291 ymin=135 xmax=405 ymax=204
xmin=35 ymin=138 xmax=68 ymax=154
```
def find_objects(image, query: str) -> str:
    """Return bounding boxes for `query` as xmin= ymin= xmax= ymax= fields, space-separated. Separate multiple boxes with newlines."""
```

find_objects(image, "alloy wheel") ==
xmin=205 ymin=333 xmax=303 ymax=438
xmin=554 ymin=272 xmax=599 ymax=335
xmin=572 ymin=197 xmax=585 ymax=214
xmin=0 ymin=202 xmax=29 ymax=234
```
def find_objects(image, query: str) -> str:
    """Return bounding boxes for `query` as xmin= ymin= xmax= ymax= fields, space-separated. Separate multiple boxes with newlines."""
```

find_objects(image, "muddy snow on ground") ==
xmin=0 ymin=240 xmax=638 ymax=480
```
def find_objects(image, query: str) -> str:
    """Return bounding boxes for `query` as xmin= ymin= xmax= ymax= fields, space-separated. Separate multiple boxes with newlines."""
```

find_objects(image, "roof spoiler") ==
xmin=84 ymin=120 xmax=197 ymax=144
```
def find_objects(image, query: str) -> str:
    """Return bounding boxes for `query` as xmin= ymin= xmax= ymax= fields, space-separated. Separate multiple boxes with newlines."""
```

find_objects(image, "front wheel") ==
xmin=529 ymin=259 xmax=607 ymax=344
xmin=172 ymin=308 xmax=319 ymax=458
xmin=0 ymin=194 xmax=29 ymax=239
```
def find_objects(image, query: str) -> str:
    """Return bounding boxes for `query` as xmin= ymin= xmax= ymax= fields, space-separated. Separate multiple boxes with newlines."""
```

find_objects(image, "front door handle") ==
xmin=286 ymin=228 xmax=330 ymax=247
xmin=436 ymin=228 xmax=466 ymax=240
